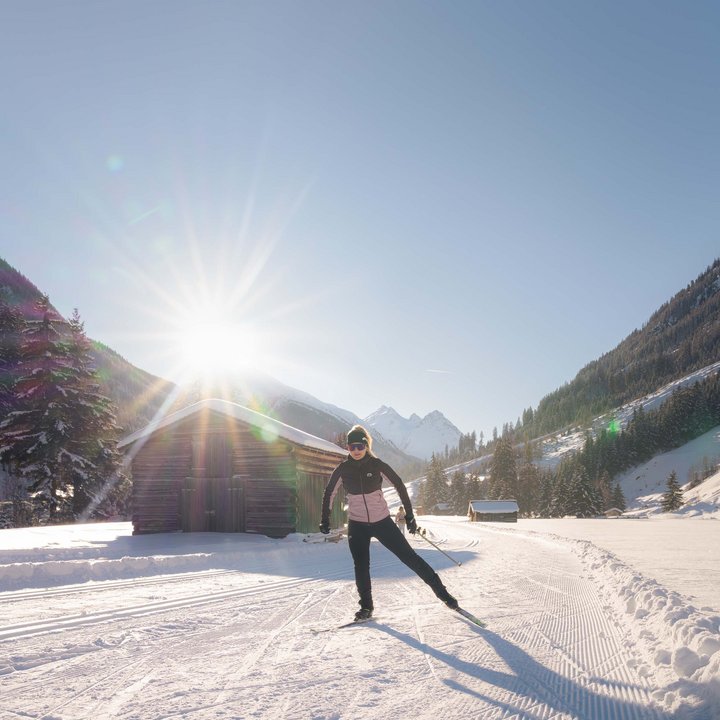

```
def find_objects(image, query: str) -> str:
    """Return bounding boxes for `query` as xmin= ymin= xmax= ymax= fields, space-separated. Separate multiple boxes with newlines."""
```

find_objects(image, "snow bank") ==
xmin=576 ymin=537 xmax=720 ymax=717
xmin=0 ymin=552 xmax=220 ymax=588
xmin=0 ymin=522 xmax=310 ymax=590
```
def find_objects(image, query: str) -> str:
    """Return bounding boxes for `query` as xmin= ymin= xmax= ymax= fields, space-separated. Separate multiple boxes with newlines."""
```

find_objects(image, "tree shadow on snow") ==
xmin=374 ymin=623 xmax=676 ymax=720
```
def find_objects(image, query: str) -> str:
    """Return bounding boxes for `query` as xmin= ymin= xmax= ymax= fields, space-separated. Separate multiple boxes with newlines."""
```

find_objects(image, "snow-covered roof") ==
xmin=118 ymin=398 xmax=346 ymax=456
xmin=468 ymin=500 xmax=519 ymax=513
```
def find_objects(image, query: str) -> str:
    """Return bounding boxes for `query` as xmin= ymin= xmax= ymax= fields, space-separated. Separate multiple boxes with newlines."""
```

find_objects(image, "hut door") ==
xmin=216 ymin=475 xmax=246 ymax=532
xmin=181 ymin=477 xmax=206 ymax=532
xmin=182 ymin=435 xmax=235 ymax=532
xmin=204 ymin=435 xmax=234 ymax=531
xmin=206 ymin=434 xmax=232 ymax=478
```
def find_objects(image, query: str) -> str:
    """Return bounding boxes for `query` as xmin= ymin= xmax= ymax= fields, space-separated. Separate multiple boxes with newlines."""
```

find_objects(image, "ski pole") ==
xmin=415 ymin=527 xmax=462 ymax=567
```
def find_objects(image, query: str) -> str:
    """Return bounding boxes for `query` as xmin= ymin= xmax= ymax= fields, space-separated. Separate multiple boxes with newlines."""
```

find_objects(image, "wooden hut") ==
xmin=467 ymin=500 xmax=519 ymax=523
xmin=119 ymin=398 xmax=346 ymax=537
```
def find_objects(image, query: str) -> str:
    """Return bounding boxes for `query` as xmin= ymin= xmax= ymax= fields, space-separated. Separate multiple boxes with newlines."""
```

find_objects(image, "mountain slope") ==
xmin=1 ymin=257 xmax=174 ymax=433
xmin=528 ymin=258 xmax=720 ymax=437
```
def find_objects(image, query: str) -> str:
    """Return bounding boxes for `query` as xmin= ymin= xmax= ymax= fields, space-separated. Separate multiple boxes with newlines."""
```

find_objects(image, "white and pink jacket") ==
xmin=321 ymin=455 xmax=413 ymax=524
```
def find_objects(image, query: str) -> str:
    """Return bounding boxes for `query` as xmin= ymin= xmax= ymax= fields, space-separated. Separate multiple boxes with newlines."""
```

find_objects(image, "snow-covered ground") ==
xmin=1 ymin=518 xmax=718 ymax=719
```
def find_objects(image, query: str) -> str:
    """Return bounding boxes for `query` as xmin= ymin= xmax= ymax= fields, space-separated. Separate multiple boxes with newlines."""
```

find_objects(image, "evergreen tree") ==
xmin=465 ymin=472 xmax=482 ymax=506
xmin=536 ymin=471 xmax=555 ymax=517
xmin=488 ymin=435 xmax=517 ymax=499
xmin=448 ymin=470 xmax=468 ymax=514
xmin=567 ymin=464 xmax=602 ymax=517
xmin=516 ymin=462 xmax=539 ymax=516
xmin=0 ymin=292 xmax=24 ymax=417
xmin=0 ymin=296 xmax=76 ymax=518
xmin=0 ymin=299 xmax=125 ymax=521
xmin=65 ymin=309 xmax=125 ymax=519
xmin=661 ymin=471 xmax=684 ymax=512
xmin=596 ymin=470 xmax=613 ymax=510
xmin=549 ymin=462 xmax=573 ymax=517
xmin=611 ymin=482 xmax=626 ymax=512
xmin=422 ymin=454 xmax=449 ymax=511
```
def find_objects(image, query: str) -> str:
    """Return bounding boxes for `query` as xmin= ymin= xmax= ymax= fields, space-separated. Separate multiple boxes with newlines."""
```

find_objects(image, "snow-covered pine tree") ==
xmin=448 ymin=470 xmax=467 ymax=514
xmin=65 ymin=309 xmax=125 ymax=519
xmin=0 ymin=295 xmax=76 ymax=519
xmin=567 ymin=465 xmax=603 ymax=517
xmin=596 ymin=470 xmax=613 ymax=510
xmin=516 ymin=461 xmax=539 ymax=516
xmin=0 ymin=291 xmax=24 ymax=418
xmin=537 ymin=470 xmax=554 ymax=517
xmin=488 ymin=435 xmax=517 ymax=500
xmin=420 ymin=454 xmax=449 ymax=512
xmin=661 ymin=470 xmax=684 ymax=512
xmin=611 ymin=482 xmax=626 ymax=512
xmin=0 ymin=293 xmax=28 ymax=517
xmin=549 ymin=462 xmax=573 ymax=517
xmin=0 ymin=298 xmax=125 ymax=521
xmin=465 ymin=471 xmax=482 ymax=506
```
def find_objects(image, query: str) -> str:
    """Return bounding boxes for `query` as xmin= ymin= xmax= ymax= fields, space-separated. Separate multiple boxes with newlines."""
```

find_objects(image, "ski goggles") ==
xmin=347 ymin=442 xmax=367 ymax=452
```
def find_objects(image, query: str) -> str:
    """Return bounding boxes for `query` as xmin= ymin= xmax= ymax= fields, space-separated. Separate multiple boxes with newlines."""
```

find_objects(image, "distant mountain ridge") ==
xmin=364 ymin=405 xmax=462 ymax=459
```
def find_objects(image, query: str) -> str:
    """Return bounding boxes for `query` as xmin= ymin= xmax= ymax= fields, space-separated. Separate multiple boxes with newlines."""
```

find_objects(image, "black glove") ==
xmin=319 ymin=519 xmax=330 ymax=534
xmin=406 ymin=515 xmax=417 ymax=534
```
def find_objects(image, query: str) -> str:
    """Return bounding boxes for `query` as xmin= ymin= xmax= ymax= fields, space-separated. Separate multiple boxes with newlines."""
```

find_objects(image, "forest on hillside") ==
xmin=521 ymin=259 xmax=720 ymax=437
xmin=430 ymin=367 xmax=720 ymax=518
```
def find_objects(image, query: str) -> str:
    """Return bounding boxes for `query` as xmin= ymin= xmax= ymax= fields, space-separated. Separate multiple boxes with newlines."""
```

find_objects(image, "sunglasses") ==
xmin=348 ymin=443 xmax=367 ymax=452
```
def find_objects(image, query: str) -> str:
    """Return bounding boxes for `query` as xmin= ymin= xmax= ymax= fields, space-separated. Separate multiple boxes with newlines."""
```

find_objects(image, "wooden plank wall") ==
xmin=293 ymin=445 xmax=346 ymax=534
xmin=131 ymin=432 xmax=192 ymax=534
xmin=129 ymin=410 xmax=346 ymax=537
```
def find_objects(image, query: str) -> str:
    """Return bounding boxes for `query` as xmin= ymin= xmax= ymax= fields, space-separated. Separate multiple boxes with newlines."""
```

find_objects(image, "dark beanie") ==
xmin=347 ymin=428 xmax=368 ymax=445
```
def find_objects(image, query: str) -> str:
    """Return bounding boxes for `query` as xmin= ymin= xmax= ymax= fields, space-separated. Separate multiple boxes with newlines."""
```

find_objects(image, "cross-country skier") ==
xmin=320 ymin=424 xmax=458 ymax=622
xmin=395 ymin=505 xmax=407 ymax=535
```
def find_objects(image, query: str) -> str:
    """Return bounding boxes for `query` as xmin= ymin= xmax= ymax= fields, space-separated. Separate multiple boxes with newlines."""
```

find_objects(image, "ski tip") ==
xmin=454 ymin=607 xmax=487 ymax=628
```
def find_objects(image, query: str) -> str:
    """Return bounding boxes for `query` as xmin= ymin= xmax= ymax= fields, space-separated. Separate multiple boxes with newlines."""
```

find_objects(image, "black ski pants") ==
xmin=347 ymin=515 xmax=441 ymax=609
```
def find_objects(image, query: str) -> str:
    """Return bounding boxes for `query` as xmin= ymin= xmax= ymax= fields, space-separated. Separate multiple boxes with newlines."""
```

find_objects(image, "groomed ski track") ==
xmin=1 ymin=520 xmax=685 ymax=719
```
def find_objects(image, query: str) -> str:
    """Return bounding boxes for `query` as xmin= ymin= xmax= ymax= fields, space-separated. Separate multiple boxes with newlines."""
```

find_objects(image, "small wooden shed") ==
xmin=119 ymin=398 xmax=346 ymax=537
xmin=468 ymin=500 xmax=519 ymax=523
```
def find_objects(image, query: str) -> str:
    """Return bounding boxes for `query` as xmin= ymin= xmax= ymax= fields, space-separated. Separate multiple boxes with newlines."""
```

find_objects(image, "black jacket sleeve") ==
xmin=377 ymin=459 xmax=414 ymax=518
xmin=321 ymin=465 xmax=343 ymax=524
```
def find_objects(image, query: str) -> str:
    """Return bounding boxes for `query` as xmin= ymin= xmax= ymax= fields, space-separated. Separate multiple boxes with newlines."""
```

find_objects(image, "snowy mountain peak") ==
xmin=364 ymin=406 xmax=462 ymax=459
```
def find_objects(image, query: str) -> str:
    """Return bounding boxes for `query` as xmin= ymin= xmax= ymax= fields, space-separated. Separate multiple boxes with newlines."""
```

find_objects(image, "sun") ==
xmin=176 ymin=317 xmax=262 ymax=382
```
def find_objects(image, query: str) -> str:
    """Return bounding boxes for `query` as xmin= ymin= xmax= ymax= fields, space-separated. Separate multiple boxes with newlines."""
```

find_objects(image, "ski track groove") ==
xmin=0 ymin=563 xmax=367 ymax=643
xmin=3 ymin=521 xmax=682 ymax=719
xmin=5 ymin=588 xmax=314 ymax=717
xmin=407 ymin=586 xmax=440 ymax=682
xmin=2 ymin=554 xmax=404 ymax=718
xmin=422 ymin=518 xmax=668 ymax=719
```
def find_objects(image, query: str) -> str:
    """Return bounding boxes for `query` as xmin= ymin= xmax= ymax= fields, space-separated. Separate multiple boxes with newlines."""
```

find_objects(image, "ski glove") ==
xmin=319 ymin=519 xmax=330 ymax=534
xmin=406 ymin=515 xmax=418 ymax=534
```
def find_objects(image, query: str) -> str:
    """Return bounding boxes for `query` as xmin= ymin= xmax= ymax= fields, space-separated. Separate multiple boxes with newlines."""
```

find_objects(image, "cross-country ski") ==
xmin=311 ymin=616 xmax=377 ymax=633
xmin=454 ymin=605 xmax=487 ymax=628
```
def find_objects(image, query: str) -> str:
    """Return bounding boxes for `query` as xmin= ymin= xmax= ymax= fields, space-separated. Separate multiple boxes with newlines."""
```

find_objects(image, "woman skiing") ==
xmin=320 ymin=425 xmax=457 ymax=621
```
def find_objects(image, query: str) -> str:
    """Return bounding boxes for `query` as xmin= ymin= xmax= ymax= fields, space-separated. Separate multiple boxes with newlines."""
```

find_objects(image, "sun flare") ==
xmin=176 ymin=318 xmax=262 ymax=382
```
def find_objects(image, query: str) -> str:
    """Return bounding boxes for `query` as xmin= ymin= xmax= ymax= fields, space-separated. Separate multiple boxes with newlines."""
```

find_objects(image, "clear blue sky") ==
xmin=1 ymin=1 xmax=718 ymax=438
